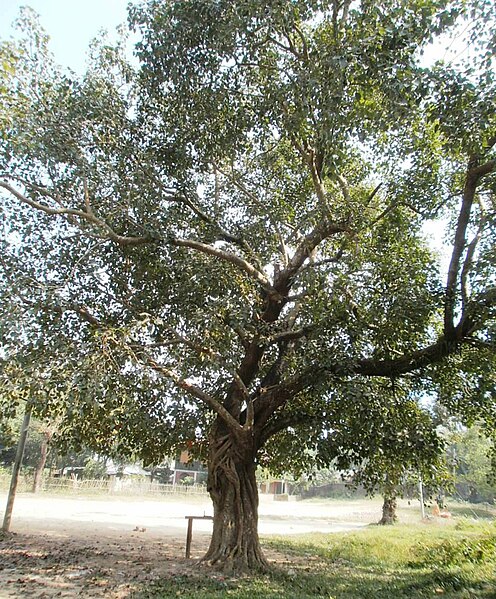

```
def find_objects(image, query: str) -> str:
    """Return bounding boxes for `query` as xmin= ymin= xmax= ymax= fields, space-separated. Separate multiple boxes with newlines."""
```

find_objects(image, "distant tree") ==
xmin=1 ymin=1 xmax=495 ymax=572
xmin=260 ymin=380 xmax=448 ymax=524
xmin=450 ymin=425 xmax=496 ymax=503
xmin=82 ymin=457 xmax=108 ymax=480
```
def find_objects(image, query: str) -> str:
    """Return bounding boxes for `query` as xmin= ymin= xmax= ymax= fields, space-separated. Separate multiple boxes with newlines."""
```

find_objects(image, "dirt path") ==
xmin=0 ymin=493 xmax=380 ymax=598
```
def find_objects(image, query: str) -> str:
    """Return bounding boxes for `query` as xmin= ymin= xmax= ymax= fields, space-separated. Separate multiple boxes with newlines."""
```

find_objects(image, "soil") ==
xmin=0 ymin=492 xmax=384 ymax=598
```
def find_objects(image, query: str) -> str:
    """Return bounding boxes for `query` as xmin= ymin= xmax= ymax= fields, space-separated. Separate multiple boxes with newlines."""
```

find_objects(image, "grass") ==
xmin=132 ymin=519 xmax=496 ymax=599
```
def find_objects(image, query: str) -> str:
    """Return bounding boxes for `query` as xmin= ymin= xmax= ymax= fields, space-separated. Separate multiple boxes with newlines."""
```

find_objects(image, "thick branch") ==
xmin=267 ymin=327 xmax=312 ymax=344
xmin=444 ymin=158 xmax=496 ymax=336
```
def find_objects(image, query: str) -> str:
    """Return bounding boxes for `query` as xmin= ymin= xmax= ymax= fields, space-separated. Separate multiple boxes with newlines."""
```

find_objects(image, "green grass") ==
xmin=132 ymin=520 xmax=496 ymax=599
xmin=448 ymin=502 xmax=496 ymax=521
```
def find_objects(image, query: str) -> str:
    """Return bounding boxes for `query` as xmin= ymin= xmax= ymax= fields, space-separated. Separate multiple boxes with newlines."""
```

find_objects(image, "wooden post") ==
xmin=185 ymin=517 xmax=194 ymax=558
xmin=2 ymin=402 xmax=32 ymax=532
xmin=184 ymin=515 xmax=213 ymax=558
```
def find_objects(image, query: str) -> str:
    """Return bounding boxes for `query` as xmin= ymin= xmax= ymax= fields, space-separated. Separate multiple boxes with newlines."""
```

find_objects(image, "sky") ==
xmin=0 ymin=0 xmax=134 ymax=73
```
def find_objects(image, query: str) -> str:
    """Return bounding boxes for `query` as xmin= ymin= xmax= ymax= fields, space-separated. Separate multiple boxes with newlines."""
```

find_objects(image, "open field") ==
xmin=0 ymin=491 xmax=380 ymax=540
xmin=0 ymin=492 xmax=494 ymax=598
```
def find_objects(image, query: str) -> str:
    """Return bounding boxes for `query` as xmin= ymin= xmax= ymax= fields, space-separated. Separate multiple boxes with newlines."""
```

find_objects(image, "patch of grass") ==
xmin=132 ymin=521 xmax=496 ymax=599
xmin=449 ymin=503 xmax=496 ymax=521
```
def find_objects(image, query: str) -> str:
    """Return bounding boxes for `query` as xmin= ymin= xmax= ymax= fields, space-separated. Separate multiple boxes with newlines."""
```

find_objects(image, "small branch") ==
xmin=135 ymin=156 xmax=253 ymax=253
xmin=160 ymin=327 xmax=250 ymax=401
xmin=298 ymin=248 xmax=345 ymax=273
xmin=215 ymin=164 xmax=289 ymax=265
xmin=267 ymin=35 xmax=293 ymax=55
xmin=460 ymin=217 xmax=485 ymax=310
xmin=365 ymin=183 xmax=383 ymax=208
xmin=464 ymin=337 xmax=496 ymax=351
xmin=172 ymin=237 xmax=273 ymax=291
xmin=457 ymin=286 xmax=496 ymax=337
xmin=279 ymin=219 xmax=350 ymax=289
xmin=368 ymin=201 xmax=399 ymax=229
xmin=444 ymin=157 xmax=495 ymax=336
xmin=244 ymin=398 xmax=255 ymax=431
xmin=0 ymin=181 xmax=154 ymax=247
xmin=307 ymin=147 xmax=329 ymax=212
xmin=292 ymin=25 xmax=309 ymax=61
xmin=268 ymin=327 xmax=312 ymax=344
xmin=83 ymin=177 xmax=94 ymax=216
xmin=219 ymin=315 xmax=251 ymax=351
xmin=340 ymin=0 xmax=352 ymax=28
xmin=75 ymin=306 xmax=101 ymax=327
xmin=336 ymin=173 xmax=350 ymax=202
xmin=142 ymin=353 xmax=242 ymax=433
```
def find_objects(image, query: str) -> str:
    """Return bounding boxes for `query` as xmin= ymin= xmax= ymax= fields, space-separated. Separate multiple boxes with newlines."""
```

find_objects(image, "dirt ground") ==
xmin=0 ymin=492 xmax=387 ymax=598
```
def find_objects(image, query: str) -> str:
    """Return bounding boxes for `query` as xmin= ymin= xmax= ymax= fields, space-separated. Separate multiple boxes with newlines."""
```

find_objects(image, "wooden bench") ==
xmin=184 ymin=515 xmax=214 ymax=558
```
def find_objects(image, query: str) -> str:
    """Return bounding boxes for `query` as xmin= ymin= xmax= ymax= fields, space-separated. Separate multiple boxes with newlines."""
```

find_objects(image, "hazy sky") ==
xmin=0 ymin=0 xmax=134 ymax=72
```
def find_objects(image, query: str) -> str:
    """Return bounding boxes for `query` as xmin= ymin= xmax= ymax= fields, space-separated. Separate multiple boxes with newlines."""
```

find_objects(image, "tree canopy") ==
xmin=1 ymin=0 xmax=495 ymax=573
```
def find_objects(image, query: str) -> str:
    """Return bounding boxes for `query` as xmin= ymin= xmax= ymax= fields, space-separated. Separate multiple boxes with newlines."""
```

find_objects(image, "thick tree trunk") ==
xmin=202 ymin=430 xmax=269 ymax=574
xmin=32 ymin=432 xmax=50 ymax=493
xmin=379 ymin=495 xmax=398 ymax=525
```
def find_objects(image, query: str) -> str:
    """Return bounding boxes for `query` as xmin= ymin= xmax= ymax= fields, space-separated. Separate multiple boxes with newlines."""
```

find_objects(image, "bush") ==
xmin=415 ymin=534 xmax=496 ymax=567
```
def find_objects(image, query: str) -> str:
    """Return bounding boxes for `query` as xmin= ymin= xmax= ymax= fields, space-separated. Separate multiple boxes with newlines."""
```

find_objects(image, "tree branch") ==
xmin=444 ymin=157 xmax=496 ymax=337
xmin=157 ymin=326 xmax=251 ymax=402
xmin=139 ymin=351 xmax=243 ymax=433
xmin=277 ymin=219 xmax=350 ymax=290
xmin=267 ymin=327 xmax=312 ymax=344
xmin=214 ymin=164 xmax=289 ymax=266
xmin=0 ymin=181 xmax=155 ymax=247
xmin=172 ymin=237 xmax=274 ymax=292
xmin=461 ymin=216 xmax=485 ymax=311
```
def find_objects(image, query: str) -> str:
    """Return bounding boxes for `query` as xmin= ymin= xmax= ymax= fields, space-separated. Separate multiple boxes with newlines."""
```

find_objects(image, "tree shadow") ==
xmin=131 ymin=560 xmax=496 ymax=599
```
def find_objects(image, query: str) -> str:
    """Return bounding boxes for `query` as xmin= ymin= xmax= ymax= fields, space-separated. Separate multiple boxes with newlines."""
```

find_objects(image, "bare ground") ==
xmin=0 ymin=492 xmax=390 ymax=598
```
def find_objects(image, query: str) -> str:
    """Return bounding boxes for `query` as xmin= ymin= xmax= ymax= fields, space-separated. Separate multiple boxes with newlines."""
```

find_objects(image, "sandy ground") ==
xmin=0 ymin=492 xmax=383 ymax=598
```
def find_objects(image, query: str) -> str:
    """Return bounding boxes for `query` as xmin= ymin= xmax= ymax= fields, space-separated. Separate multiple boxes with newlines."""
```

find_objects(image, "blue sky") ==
xmin=0 ymin=0 xmax=134 ymax=72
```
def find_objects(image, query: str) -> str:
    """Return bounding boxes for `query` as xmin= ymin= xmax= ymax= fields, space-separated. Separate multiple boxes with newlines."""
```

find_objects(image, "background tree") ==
xmin=260 ymin=380 xmax=448 ymax=524
xmin=1 ymin=1 xmax=496 ymax=573
xmin=449 ymin=424 xmax=496 ymax=503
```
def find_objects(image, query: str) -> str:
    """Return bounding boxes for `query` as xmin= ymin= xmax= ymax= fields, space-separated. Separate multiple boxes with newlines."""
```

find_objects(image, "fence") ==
xmin=0 ymin=474 xmax=209 ymax=497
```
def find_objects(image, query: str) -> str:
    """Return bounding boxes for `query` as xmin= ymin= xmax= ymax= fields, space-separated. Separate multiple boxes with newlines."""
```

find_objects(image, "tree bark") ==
xmin=32 ymin=431 xmax=51 ymax=493
xmin=378 ymin=495 xmax=398 ymax=525
xmin=202 ymin=428 xmax=269 ymax=574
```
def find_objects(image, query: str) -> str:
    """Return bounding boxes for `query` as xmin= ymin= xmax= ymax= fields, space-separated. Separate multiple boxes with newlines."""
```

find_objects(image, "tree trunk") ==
xmin=3 ymin=403 xmax=32 ymax=532
xmin=202 ymin=430 xmax=269 ymax=574
xmin=379 ymin=495 xmax=398 ymax=525
xmin=32 ymin=431 xmax=50 ymax=493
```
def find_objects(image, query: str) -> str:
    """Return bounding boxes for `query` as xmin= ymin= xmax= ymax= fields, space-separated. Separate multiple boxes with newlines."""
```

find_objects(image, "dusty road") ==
xmin=0 ymin=492 xmax=386 ymax=598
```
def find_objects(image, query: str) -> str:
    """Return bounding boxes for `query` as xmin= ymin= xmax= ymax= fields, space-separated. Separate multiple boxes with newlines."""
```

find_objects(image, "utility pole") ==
xmin=418 ymin=475 xmax=426 ymax=520
xmin=2 ymin=402 xmax=32 ymax=532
